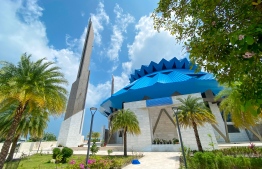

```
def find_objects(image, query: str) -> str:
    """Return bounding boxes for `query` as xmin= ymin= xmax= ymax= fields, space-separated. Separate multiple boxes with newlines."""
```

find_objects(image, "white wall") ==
xmin=57 ymin=110 xmax=84 ymax=147
xmin=125 ymin=100 xmax=153 ymax=152
xmin=124 ymin=93 xmax=219 ymax=151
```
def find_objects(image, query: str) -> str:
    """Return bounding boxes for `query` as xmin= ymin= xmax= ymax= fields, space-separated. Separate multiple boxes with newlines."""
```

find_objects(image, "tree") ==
xmin=111 ymin=109 xmax=141 ymax=156
xmin=0 ymin=105 xmax=49 ymax=161
xmin=216 ymin=83 xmax=262 ymax=141
xmin=87 ymin=132 xmax=100 ymax=142
xmin=153 ymin=0 xmax=262 ymax=106
xmin=176 ymin=95 xmax=217 ymax=151
xmin=0 ymin=54 xmax=67 ymax=168
xmin=43 ymin=132 xmax=57 ymax=141
xmin=28 ymin=137 xmax=41 ymax=142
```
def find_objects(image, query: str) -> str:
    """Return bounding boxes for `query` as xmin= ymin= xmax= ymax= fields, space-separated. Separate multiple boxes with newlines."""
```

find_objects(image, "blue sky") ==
xmin=0 ymin=0 xmax=186 ymax=138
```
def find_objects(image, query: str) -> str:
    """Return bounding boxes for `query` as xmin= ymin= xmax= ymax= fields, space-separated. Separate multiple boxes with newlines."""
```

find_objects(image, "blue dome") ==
xmin=100 ymin=57 xmax=222 ymax=117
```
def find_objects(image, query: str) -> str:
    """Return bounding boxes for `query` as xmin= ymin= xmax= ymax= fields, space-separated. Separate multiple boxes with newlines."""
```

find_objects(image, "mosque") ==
xmin=100 ymin=57 xmax=252 ymax=151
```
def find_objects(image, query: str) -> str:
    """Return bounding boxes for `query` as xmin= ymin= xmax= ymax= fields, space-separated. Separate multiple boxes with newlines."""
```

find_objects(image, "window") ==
xmin=227 ymin=125 xmax=240 ymax=133
xmin=119 ymin=130 xmax=122 ymax=137
xmin=221 ymin=112 xmax=232 ymax=122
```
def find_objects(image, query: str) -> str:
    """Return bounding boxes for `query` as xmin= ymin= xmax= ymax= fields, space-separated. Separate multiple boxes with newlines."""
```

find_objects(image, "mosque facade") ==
xmin=100 ymin=57 xmax=251 ymax=151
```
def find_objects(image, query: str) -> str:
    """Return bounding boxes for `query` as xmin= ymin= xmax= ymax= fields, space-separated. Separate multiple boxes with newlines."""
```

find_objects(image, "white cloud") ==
xmin=85 ymin=82 xmax=111 ymax=108
xmin=127 ymin=15 xmax=185 ymax=71
xmin=0 ymin=0 xmax=81 ymax=88
xmin=18 ymin=0 xmax=43 ymax=23
xmin=110 ymin=15 xmax=185 ymax=93
xmin=107 ymin=64 xmax=118 ymax=73
xmin=113 ymin=73 xmax=129 ymax=92
xmin=90 ymin=2 xmax=109 ymax=46
xmin=106 ymin=4 xmax=135 ymax=61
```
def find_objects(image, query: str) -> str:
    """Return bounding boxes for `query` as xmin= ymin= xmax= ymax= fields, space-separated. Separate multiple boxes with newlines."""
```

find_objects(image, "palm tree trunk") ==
xmin=123 ymin=128 xmax=127 ymax=157
xmin=192 ymin=121 xmax=203 ymax=152
xmin=0 ymin=103 xmax=27 ymax=169
xmin=224 ymin=115 xmax=230 ymax=143
xmin=6 ymin=135 xmax=20 ymax=162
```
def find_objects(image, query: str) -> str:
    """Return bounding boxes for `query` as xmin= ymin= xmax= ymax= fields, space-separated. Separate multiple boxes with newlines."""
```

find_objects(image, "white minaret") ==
xmin=57 ymin=19 xmax=94 ymax=147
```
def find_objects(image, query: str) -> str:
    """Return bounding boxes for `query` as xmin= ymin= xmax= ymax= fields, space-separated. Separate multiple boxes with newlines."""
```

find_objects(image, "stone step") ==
xmin=70 ymin=144 xmax=123 ymax=152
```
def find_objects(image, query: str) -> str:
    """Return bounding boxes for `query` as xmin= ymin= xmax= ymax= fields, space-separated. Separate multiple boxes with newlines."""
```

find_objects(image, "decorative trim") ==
xmin=153 ymin=109 xmax=176 ymax=134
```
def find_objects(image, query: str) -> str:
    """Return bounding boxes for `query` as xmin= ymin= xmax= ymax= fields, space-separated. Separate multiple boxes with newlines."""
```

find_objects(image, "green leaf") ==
xmin=250 ymin=108 xmax=257 ymax=116
xmin=257 ymin=107 xmax=261 ymax=114
xmin=256 ymin=28 xmax=262 ymax=32
xmin=240 ymin=105 xmax=245 ymax=112
xmin=246 ymin=36 xmax=254 ymax=45
xmin=245 ymin=100 xmax=252 ymax=111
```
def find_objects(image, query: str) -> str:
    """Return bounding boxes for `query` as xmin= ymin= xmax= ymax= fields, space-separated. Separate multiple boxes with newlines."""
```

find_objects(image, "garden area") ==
xmin=4 ymin=153 xmax=140 ymax=169
xmin=181 ymin=145 xmax=262 ymax=169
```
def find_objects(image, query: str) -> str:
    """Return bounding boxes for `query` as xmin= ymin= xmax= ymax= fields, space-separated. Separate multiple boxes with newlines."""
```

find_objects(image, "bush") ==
xmin=107 ymin=149 xmax=113 ymax=155
xmin=61 ymin=147 xmax=73 ymax=163
xmin=52 ymin=148 xmax=61 ymax=159
xmin=186 ymin=150 xmax=262 ymax=169
xmin=66 ymin=155 xmax=138 ymax=169
xmin=250 ymin=158 xmax=262 ymax=169
xmin=111 ymin=159 xmax=123 ymax=168
xmin=90 ymin=141 xmax=99 ymax=155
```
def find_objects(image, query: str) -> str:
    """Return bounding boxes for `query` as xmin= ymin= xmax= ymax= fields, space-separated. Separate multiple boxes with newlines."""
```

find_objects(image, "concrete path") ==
xmin=123 ymin=152 xmax=181 ymax=169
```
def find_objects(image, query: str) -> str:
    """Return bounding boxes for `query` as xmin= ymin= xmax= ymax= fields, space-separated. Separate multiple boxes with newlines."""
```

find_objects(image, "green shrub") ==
xmin=186 ymin=150 xmax=262 ymax=169
xmin=214 ymin=153 xmax=234 ymax=169
xmin=52 ymin=148 xmax=61 ymax=159
xmin=61 ymin=147 xmax=73 ymax=163
xmin=250 ymin=158 xmax=262 ymax=169
xmin=91 ymin=141 xmax=99 ymax=155
xmin=218 ymin=147 xmax=262 ymax=158
xmin=107 ymin=149 xmax=113 ymax=155
xmin=56 ymin=154 xmax=63 ymax=163
xmin=111 ymin=158 xmax=124 ymax=168
xmin=91 ymin=159 xmax=111 ymax=169
xmin=234 ymin=156 xmax=251 ymax=169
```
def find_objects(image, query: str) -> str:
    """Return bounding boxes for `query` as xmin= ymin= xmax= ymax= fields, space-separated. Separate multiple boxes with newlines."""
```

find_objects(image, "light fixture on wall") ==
xmin=172 ymin=107 xmax=187 ymax=169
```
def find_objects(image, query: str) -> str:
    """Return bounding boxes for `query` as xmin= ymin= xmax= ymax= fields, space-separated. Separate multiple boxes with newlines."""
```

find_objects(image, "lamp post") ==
xmin=172 ymin=107 xmax=187 ymax=169
xmin=86 ymin=107 xmax=97 ymax=168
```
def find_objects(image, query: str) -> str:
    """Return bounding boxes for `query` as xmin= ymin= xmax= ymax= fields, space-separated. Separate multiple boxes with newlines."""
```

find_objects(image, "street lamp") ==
xmin=86 ymin=107 xmax=97 ymax=168
xmin=172 ymin=107 xmax=187 ymax=169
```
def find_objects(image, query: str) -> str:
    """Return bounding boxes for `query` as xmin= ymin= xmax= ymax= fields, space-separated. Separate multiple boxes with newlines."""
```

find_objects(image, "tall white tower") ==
xmin=57 ymin=20 xmax=94 ymax=147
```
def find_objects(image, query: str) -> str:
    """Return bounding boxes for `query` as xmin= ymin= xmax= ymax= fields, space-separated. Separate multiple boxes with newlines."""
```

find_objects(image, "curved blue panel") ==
xmin=146 ymin=97 xmax=173 ymax=107
xmin=100 ymin=57 xmax=223 ymax=117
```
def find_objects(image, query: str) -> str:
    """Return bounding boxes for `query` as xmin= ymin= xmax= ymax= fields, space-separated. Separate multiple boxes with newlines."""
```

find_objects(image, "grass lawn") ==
xmin=4 ymin=154 xmax=138 ymax=169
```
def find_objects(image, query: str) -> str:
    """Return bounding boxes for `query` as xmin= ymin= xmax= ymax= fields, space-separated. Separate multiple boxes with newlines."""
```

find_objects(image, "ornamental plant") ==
xmin=61 ymin=147 xmax=73 ymax=163
xmin=107 ymin=149 xmax=113 ymax=155
xmin=66 ymin=160 xmax=86 ymax=169
xmin=53 ymin=147 xmax=73 ymax=163
xmin=90 ymin=141 xmax=99 ymax=155
xmin=52 ymin=148 xmax=61 ymax=159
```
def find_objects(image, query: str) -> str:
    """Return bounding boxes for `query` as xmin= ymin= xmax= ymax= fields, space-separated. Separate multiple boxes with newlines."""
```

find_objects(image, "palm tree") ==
xmin=176 ymin=95 xmax=217 ymax=152
xmin=92 ymin=132 xmax=100 ymax=142
xmin=216 ymin=84 xmax=262 ymax=141
xmin=87 ymin=132 xmax=100 ymax=142
xmin=0 ymin=105 xmax=49 ymax=161
xmin=0 ymin=54 xmax=67 ymax=168
xmin=111 ymin=109 xmax=141 ymax=156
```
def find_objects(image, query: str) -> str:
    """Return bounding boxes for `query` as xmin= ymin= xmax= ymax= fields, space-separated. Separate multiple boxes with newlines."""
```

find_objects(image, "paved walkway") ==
xmin=123 ymin=152 xmax=180 ymax=169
